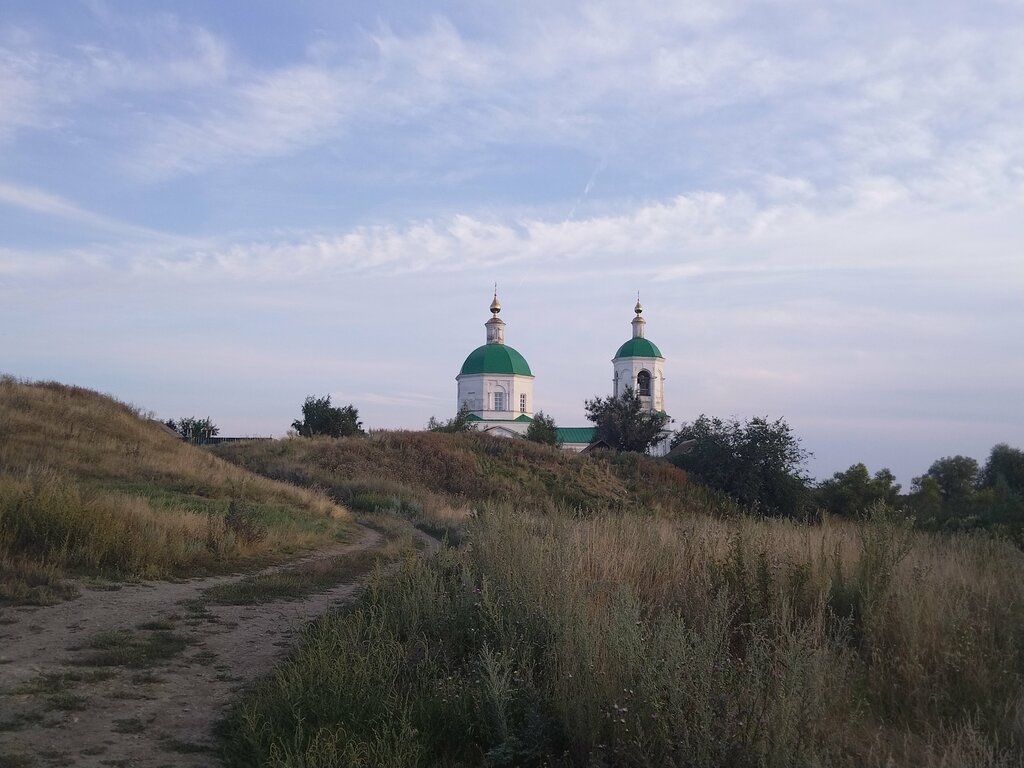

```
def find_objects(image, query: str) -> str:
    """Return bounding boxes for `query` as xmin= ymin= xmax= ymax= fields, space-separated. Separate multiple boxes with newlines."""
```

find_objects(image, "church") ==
xmin=455 ymin=291 xmax=671 ymax=454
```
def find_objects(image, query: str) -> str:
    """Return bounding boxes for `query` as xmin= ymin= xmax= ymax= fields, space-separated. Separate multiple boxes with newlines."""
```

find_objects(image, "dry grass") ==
xmin=222 ymin=505 xmax=1024 ymax=767
xmin=0 ymin=376 xmax=352 ymax=602
xmin=213 ymin=429 xmax=731 ymax=525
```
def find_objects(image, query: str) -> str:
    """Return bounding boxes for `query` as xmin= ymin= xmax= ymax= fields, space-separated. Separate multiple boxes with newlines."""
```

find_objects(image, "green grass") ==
xmin=70 ymin=628 xmax=191 ymax=668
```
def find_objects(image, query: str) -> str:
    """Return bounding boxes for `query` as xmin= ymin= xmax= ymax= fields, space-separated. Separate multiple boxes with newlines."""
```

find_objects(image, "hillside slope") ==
xmin=212 ymin=429 xmax=728 ymax=526
xmin=0 ymin=377 xmax=352 ymax=603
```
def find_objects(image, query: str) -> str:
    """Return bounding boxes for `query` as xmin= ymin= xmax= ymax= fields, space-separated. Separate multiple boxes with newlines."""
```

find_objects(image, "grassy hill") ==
xmin=211 ymin=429 xmax=731 ymax=536
xmin=0 ymin=377 xmax=352 ymax=604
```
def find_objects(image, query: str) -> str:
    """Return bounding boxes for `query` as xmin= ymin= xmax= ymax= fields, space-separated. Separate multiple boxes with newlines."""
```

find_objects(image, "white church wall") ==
xmin=458 ymin=373 xmax=534 ymax=417
xmin=612 ymin=356 xmax=665 ymax=412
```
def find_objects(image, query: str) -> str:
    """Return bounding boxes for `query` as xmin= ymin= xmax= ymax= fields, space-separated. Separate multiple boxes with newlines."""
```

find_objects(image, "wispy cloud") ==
xmin=0 ymin=17 xmax=228 ymax=142
xmin=6 ymin=175 xmax=1021 ymax=295
xmin=0 ymin=181 xmax=213 ymax=254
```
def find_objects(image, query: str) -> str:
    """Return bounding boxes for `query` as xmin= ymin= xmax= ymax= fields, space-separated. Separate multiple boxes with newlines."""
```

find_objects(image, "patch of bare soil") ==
xmin=0 ymin=526 xmax=392 ymax=767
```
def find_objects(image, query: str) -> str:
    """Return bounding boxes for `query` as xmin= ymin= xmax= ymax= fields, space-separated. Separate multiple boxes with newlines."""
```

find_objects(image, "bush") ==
xmin=525 ymin=411 xmax=559 ymax=446
xmin=670 ymin=415 xmax=813 ymax=518
xmin=292 ymin=395 xmax=364 ymax=438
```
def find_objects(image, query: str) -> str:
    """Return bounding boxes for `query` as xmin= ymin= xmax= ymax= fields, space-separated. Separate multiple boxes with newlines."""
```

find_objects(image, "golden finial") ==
xmin=490 ymin=284 xmax=501 ymax=315
xmin=634 ymin=292 xmax=643 ymax=316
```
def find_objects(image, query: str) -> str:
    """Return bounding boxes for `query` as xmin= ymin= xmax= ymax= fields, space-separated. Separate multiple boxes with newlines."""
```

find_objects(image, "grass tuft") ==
xmin=70 ymin=628 xmax=191 ymax=669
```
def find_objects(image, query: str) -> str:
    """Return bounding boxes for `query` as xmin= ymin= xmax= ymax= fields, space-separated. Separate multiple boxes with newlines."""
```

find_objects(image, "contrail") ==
xmin=565 ymin=157 xmax=607 ymax=222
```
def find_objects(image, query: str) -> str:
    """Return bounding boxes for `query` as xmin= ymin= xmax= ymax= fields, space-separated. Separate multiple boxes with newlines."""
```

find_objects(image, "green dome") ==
xmin=459 ymin=344 xmax=533 ymax=376
xmin=614 ymin=337 xmax=663 ymax=359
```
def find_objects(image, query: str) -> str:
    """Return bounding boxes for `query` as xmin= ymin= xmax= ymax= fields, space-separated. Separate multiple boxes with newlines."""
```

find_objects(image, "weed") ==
xmin=46 ymin=692 xmax=88 ymax=711
xmin=160 ymin=737 xmax=214 ymax=754
xmin=190 ymin=649 xmax=218 ymax=666
xmin=112 ymin=717 xmax=146 ymax=734
xmin=135 ymin=619 xmax=174 ymax=631
xmin=130 ymin=672 xmax=164 ymax=685
xmin=0 ymin=709 xmax=44 ymax=732
xmin=70 ymin=628 xmax=190 ymax=668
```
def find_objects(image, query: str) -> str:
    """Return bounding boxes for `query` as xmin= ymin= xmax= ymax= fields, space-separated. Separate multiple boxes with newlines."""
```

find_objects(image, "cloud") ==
xmin=3 ymin=2 xmax=1022 ymax=194
xmin=0 ymin=180 xmax=179 ymax=241
xmin=0 ymin=17 xmax=229 ymax=142
xmin=5 ymin=172 xmax=1020 ymax=301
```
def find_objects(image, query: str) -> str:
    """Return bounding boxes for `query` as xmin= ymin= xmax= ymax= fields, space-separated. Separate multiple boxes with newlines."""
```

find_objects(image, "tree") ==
xmin=584 ymin=387 xmax=670 ymax=453
xmin=816 ymin=463 xmax=901 ymax=517
xmin=669 ymin=415 xmax=812 ymax=517
xmin=978 ymin=443 xmax=1024 ymax=493
xmin=291 ymin=395 xmax=363 ymax=437
xmin=166 ymin=416 xmax=219 ymax=444
xmin=914 ymin=455 xmax=979 ymax=502
xmin=427 ymin=405 xmax=475 ymax=433
xmin=525 ymin=411 xmax=559 ymax=446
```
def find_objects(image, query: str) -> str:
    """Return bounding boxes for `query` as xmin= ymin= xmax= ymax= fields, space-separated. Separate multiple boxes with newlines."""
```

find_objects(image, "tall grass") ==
xmin=0 ymin=377 xmax=351 ymax=601
xmin=222 ymin=506 xmax=1024 ymax=767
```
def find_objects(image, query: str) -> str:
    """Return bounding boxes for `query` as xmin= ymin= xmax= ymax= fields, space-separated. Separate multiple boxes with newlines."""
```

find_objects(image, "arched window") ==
xmin=637 ymin=370 xmax=652 ymax=397
xmin=493 ymin=390 xmax=506 ymax=411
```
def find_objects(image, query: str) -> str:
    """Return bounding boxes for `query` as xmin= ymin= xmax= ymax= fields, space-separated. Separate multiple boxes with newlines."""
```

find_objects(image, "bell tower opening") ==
xmin=637 ymin=370 xmax=652 ymax=397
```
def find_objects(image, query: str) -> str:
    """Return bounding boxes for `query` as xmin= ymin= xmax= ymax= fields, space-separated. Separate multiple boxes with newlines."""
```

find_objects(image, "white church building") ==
xmin=455 ymin=292 xmax=671 ymax=454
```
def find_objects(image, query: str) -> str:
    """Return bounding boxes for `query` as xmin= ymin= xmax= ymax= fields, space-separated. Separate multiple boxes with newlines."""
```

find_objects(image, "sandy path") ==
xmin=0 ymin=525 xmax=390 ymax=767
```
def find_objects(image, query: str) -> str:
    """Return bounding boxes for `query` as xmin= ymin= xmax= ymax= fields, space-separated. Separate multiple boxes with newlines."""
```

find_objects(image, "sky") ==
xmin=1 ymin=1 xmax=1022 ymax=486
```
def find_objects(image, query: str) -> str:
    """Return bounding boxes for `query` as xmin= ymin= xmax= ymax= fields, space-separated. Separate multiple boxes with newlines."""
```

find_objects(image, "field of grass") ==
xmin=0 ymin=377 xmax=353 ymax=603
xmin=221 ymin=503 xmax=1024 ymax=767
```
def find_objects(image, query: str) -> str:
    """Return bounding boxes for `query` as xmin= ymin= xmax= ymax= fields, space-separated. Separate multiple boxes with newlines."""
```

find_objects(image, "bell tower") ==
xmin=611 ymin=298 xmax=665 ymax=413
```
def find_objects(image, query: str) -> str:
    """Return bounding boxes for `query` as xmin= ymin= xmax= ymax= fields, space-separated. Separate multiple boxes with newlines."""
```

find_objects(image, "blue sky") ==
xmin=2 ymin=1 xmax=1022 ymax=486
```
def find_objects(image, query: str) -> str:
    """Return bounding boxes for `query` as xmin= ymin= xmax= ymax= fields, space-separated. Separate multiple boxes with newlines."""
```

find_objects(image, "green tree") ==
xmin=669 ymin=415 xmax=812 ymax=517
xmin=166 ymin=416 xmax=219 ymax=444
xmin=816 ymin=463 xmax=901 ymax=517
xmin=915 ymin=455 xmax=979 ymax=502
xmin=978 ymin=443 xmax=1024 ymax=493
xmin=584 ymin=387 xmax=670 ymax=453
xmin=427 ymin=405 xmax=475 ymax=433
xmin=291 ymin=395 xmax=364 ymax=438
xmin=525 ymin=411 xmax=559 ymax=446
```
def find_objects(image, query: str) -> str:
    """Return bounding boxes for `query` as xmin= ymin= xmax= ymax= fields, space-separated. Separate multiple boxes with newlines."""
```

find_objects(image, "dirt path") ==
xmin=0 ymin=524 xmax=401 ymax=767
